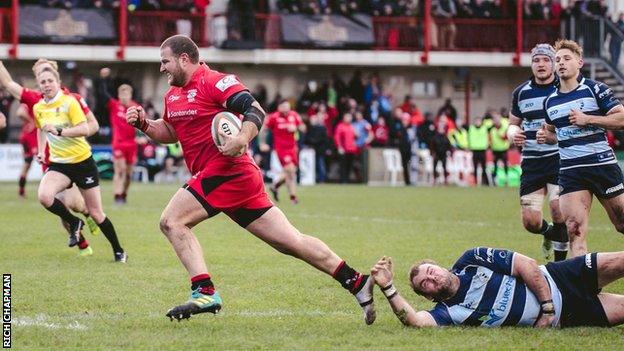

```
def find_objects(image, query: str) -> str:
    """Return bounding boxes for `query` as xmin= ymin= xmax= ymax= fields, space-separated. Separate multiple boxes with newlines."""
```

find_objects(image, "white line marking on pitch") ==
xmin=13 ymin=314 xmax=88 ymax=330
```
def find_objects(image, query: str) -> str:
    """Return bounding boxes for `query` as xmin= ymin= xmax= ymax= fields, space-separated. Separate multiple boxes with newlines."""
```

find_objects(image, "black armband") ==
xmin=226 ymin=91 xmax=265 ymax=132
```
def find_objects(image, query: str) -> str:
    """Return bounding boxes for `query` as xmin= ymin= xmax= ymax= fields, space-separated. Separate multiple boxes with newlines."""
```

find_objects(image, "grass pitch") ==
xmin=2 ymin=182 xmax=624 ymax=350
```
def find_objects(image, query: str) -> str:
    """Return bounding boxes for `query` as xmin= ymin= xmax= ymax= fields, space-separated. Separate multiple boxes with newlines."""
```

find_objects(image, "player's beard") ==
xmin=168 ymin=65 xmax=186 ymax=87
xmin=431 ymin=273 xmax=455 ymax=302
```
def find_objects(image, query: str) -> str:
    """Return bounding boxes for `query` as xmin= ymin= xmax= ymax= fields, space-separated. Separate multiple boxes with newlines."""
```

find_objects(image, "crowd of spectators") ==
xmin=247 ymin=69 xmax=500 ymax=185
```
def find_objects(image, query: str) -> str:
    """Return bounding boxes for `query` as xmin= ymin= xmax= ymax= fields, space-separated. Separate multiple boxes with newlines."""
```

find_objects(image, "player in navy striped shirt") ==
xmin=370 ymin=247 xmax=624 ymax=328
xmin=538 ymin=39 xmax=624 ymax=258
xmin=508 ymin=44 xmax=568 ymax=262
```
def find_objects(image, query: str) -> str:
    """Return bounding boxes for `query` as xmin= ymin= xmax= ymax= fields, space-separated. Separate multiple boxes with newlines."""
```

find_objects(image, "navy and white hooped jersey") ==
xmin=544 ymin=76 xmax=622 ymax=170
xmin=511 ymin=79 xmax=559 ymax=159
xmin=427 ymin=247 xmax=562 ymax=327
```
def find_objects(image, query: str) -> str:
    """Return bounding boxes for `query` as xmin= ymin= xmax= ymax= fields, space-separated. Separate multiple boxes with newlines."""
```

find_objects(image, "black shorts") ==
xmin=47 ymin=156 xmax=100 ymax=190
xmin=545 ymin=253 xmax=609 ymax=327
xmin=519 ymin=155 xmax=559 ymax=196
xmin=559 ymin=163 xmax=624 ymax=199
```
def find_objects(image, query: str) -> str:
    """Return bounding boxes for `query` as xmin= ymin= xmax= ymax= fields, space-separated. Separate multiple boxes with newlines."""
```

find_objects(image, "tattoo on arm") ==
xmin=395 ymin=308 xmax=409 ymax=325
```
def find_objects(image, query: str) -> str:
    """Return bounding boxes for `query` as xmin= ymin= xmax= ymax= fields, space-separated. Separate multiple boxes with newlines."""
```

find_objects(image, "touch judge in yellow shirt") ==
xmin=33 ymin=67 xmax=127 ymax=262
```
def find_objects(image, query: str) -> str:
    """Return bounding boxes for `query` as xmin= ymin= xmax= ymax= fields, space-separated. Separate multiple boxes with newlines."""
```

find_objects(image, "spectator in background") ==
xmin=433 ymin=0 xmax=457 ymax=50
xmin=417 ymin=111 xmax=436 ymax=149
xmin=364 ymin=73 xmax=381 ymax=105
xmin=353 ymin=111 xmax=373 ymax=182
xmin=277 ymin=0 xmax=301 ymax=13
xmin=71 ymin=72 xmax=94 ymax=111
xmin=305 ymin=113 xmax=330 ymax=183
xmin=0 ymin=89 xmax=12 ymax=143
xmin=136 ymin=135 xmax=161 ymax=182
xmin=252 ymin=83 xmax=268 ymax=110
xmin=94 ymin=67 xmax=114 ymax=136
xmin=450 ymin=117 xmax=469 ymax=150
xmin=334 ymin=113 xmax=358 ymax=183
xmin=157 ymin=142 xmax=186 ymax=183
xmin=471 ymin=0 xmax=492 ymax=18
xmin=488 ymin=113 xmax=510 ymax=186
xmin=297 ymin=80 xmax=321 ymax=113
xmin=354 ymin=111 xmax=374 ymax=151
xmin=348 ymin=70 xmax=365 ymax=104
xmin=468 ymin=116 xmax=489 ymax=186
xmin=430 ymin=119 xmax=452 ymax=185
xmin=372 ymin=117 xmax=389 ymax=146
xmin=227 ymin=0 xmax=255 ymax=40
xmin=397 ymin=112 xmax=415 ymax=185
xmin=437 ymin=98 xmax=457 ymax=122
xmin=94 ymin=0 xmax=122 ymax=9
xmin=610 ymin=13 xmax=624 ymax=67
xmin=489 ymin=0 xmax=504 ymax=19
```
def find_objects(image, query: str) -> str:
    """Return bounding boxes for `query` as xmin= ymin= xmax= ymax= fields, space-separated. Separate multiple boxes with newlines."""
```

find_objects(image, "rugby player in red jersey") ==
xmin=99 ymin=73 xmax=140 ymax=204
xmin=261 ymin=99 xmax=306 ymax=204
xmin=17 ymin=103 xmax=37 ymax=198
xmin=126 ymin=35 xmax=376 ymax=323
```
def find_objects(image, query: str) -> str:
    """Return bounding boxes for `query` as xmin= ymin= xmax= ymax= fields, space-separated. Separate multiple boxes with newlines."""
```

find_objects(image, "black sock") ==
xmin=191 ymin=274 xmax=215 ymax=295
xmin=97 ymin=217 xmax=124 ymax=253
xmin=45 ymin=198 xmax=80 ymax=226
xmin=539 ymin=219 xmax=550 ymax=234
xmin=550 ymin=222 xmax=569 ymax=261
xmin=18 ymin=176 xmax=26 ymax=189
xmin=332 ymin=261 xmax=365 ymax=294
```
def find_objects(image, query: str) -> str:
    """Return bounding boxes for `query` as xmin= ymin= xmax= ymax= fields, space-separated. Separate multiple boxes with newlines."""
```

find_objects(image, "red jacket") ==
xmin=334 ymin=122 xmax=358 ymax=154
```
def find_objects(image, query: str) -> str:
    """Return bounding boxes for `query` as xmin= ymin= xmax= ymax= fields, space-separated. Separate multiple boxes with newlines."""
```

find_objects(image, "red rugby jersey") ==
xmin=109 ymin=98 xmax=139 ymax=147
xmin=163 ymin=63 xmax=253 ymax=174
xmin=265 ymin=110 xmax=302 ymax=152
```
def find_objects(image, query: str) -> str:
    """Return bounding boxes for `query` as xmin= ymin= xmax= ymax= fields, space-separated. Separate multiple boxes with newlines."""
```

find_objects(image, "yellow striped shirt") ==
xmin=34 ymin=92 xmax=91 ymax=164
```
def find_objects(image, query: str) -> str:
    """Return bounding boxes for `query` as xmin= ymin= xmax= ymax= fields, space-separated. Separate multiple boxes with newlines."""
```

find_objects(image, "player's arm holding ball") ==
xmin=219 ymin=91 xmax=266 ymax=157
xmin=126 ymin=105 xmax=178 ymax=143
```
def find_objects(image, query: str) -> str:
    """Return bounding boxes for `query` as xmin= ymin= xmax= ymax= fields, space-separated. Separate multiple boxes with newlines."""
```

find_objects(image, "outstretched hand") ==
xmin=371 ymin=256 xmax=394 ymax=287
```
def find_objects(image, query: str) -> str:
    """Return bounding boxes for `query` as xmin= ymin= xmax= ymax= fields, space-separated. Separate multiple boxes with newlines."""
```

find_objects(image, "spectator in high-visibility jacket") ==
xmin=450 ymin=119 xmax=469 ymax=150
xmin=468 ymin=116 xmax=489 ymax=185
xmin=489 ymin=113 xmax=510 ymax=185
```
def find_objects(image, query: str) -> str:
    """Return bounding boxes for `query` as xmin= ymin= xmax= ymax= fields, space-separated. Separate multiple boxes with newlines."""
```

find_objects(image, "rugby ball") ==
xmin=212 ymin=111 xmax=242 ymax=147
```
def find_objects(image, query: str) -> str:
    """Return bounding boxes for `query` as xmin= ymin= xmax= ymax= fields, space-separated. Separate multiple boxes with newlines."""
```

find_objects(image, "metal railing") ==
xmin=126 ymin=10 xmax=207 ymax=47
xmin=0 ymin=0 xmax=564 ymax=65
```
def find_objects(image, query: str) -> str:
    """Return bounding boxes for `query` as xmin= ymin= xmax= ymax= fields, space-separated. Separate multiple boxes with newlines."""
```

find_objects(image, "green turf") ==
xmin=2 ymin=182 xmax=624 ymax=350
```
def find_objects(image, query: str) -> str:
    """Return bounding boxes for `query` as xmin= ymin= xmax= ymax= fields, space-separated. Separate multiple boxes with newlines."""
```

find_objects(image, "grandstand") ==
xmin=2 ymin=0 xmax=624 ymax=349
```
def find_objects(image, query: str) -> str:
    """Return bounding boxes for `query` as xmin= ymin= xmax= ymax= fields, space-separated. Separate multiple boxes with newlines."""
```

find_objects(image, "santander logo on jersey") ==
xmin=168 ymin=109 xmax=198 ymax=121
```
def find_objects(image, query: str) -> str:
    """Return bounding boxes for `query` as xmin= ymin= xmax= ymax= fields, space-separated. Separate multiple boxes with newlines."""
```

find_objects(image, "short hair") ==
xmin=554 ymin=39 xmax=583 ymax=58
xmin=408 ymin=259 xmax=438 ymax=296
xmin=118 ymin=84 xmax=133 ymax=93
xmin=32 ymin=58 xmax=58 ymax=75
xmin=37 ymin=67 xmax=60 ymax=82
xmin=161 ymin=35 xmax=199 ymax=64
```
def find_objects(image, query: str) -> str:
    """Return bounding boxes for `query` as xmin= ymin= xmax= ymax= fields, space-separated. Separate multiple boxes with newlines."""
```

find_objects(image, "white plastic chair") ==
xmin=382 ymin=149 xmax=404 ymax=186
xmin=132 ymin=166 xmax=149 ymax=183
xmin=415 ymin=148 xmax=434 ymax=186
